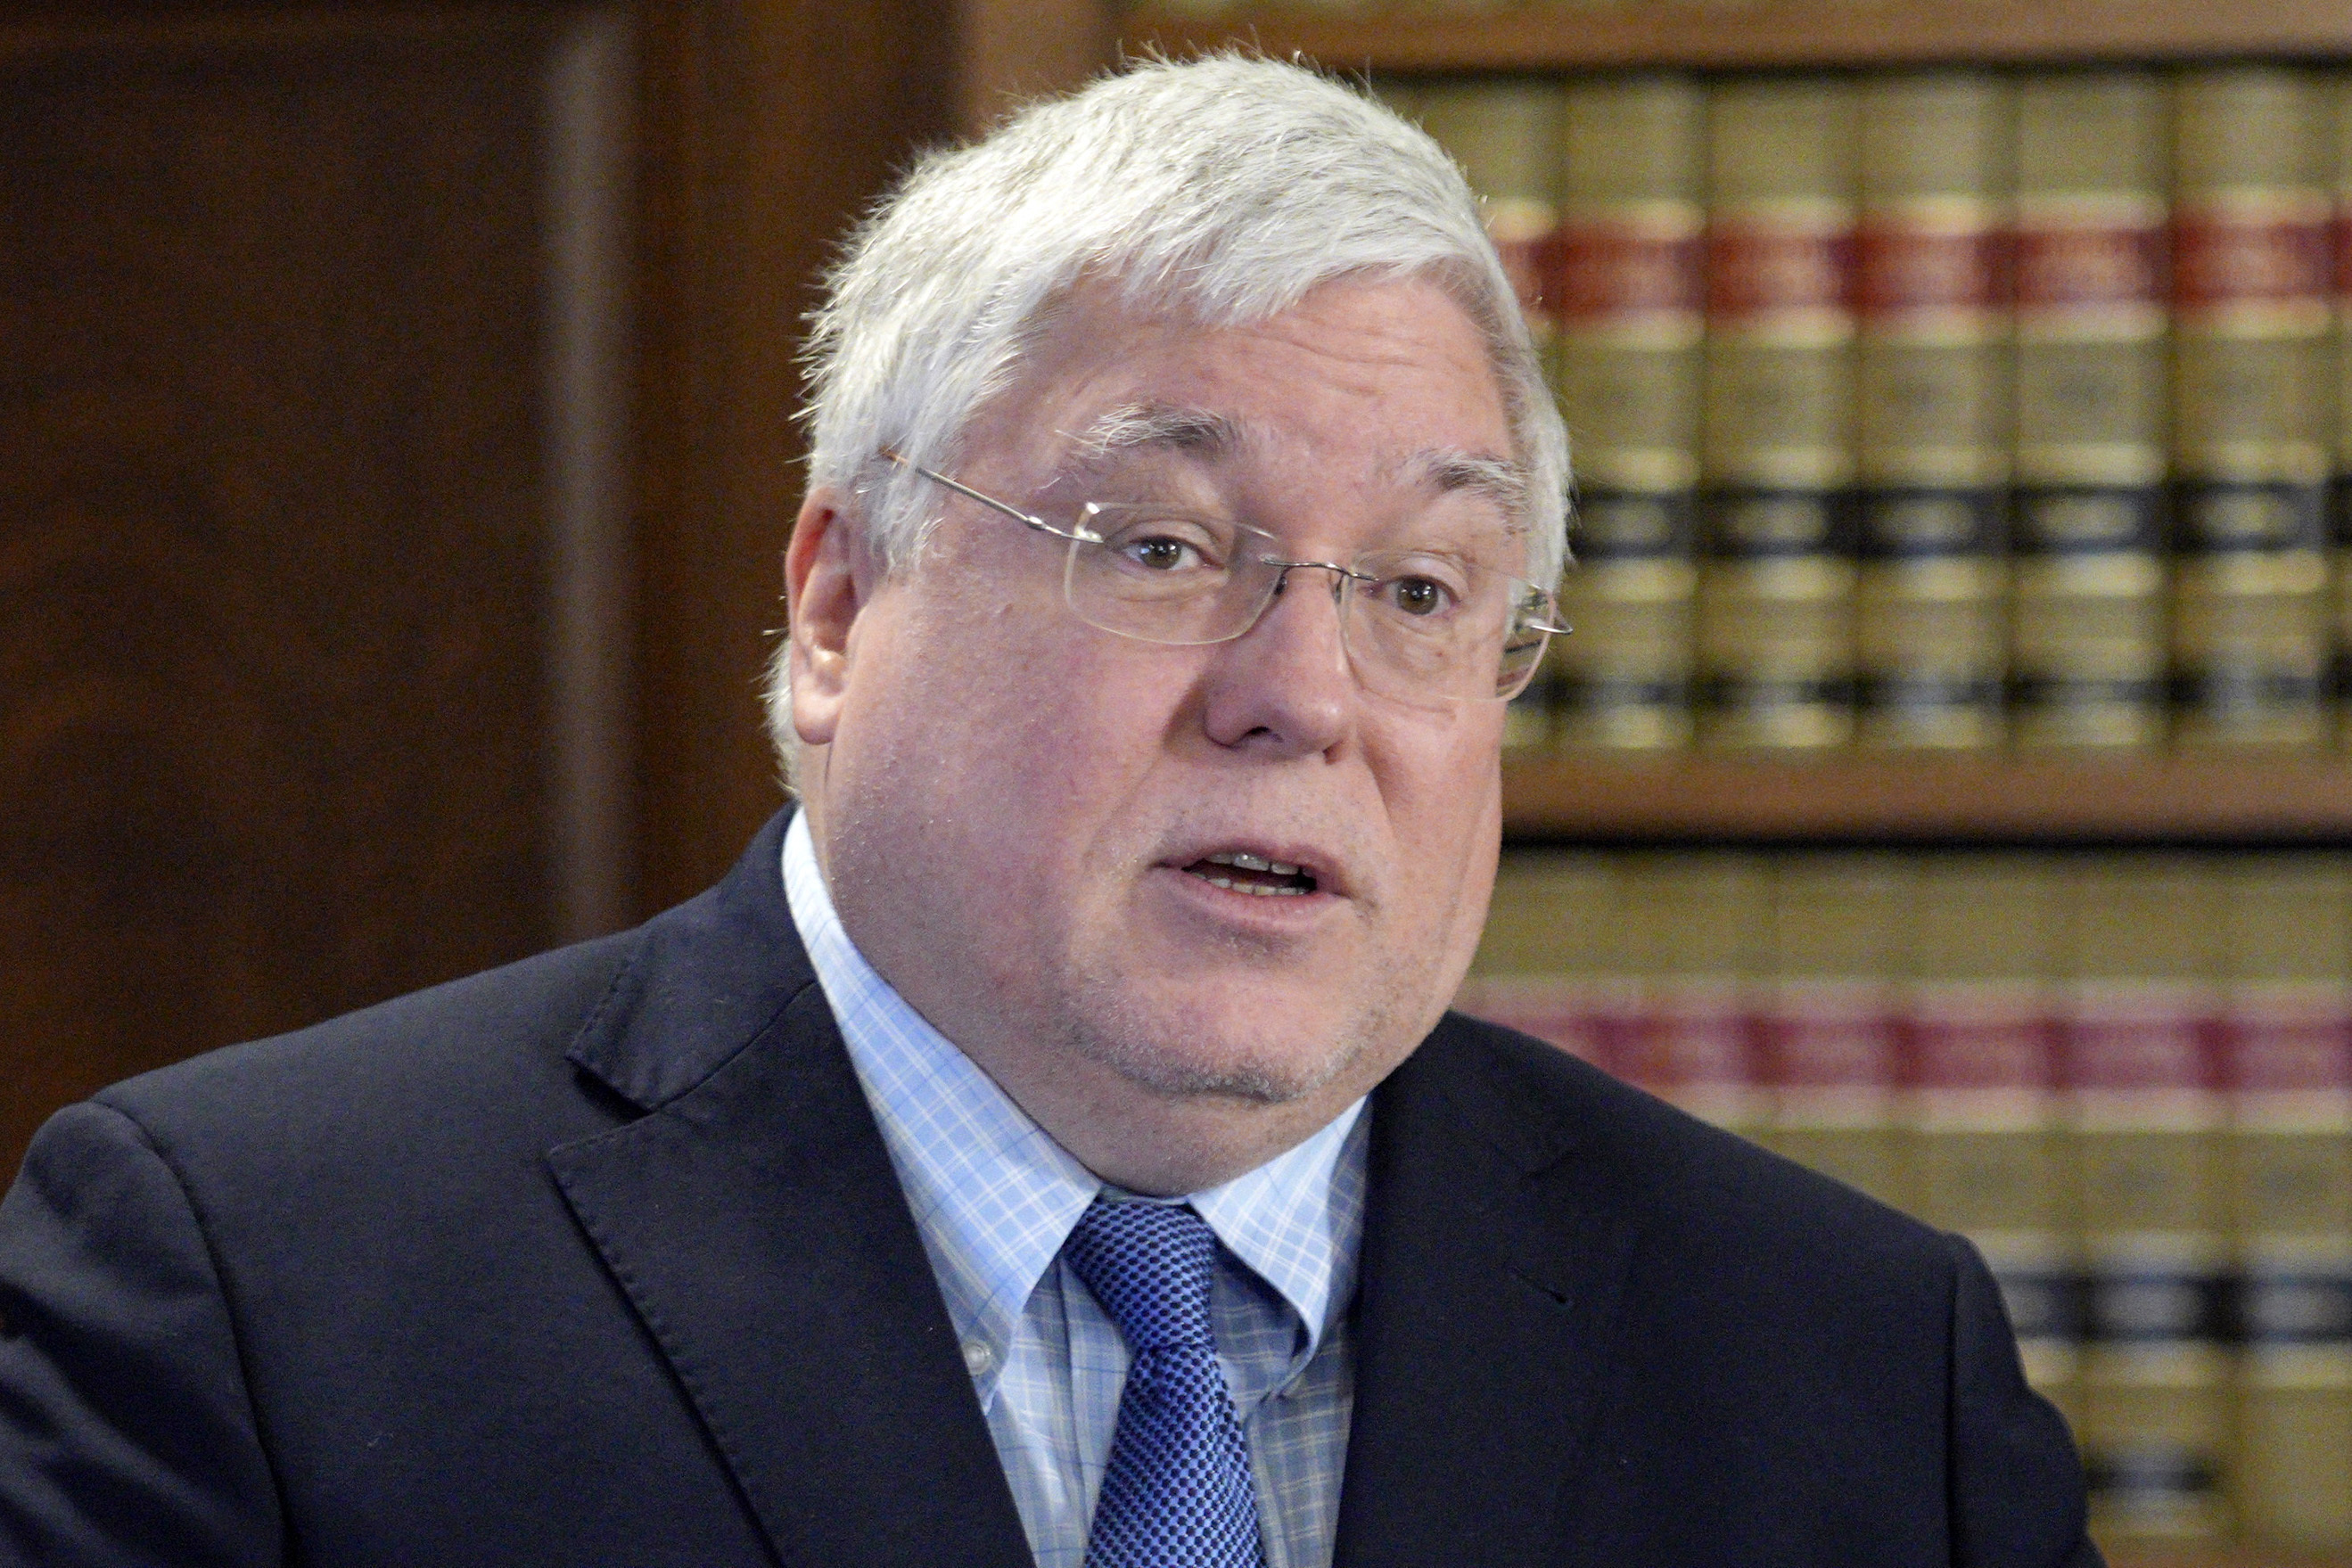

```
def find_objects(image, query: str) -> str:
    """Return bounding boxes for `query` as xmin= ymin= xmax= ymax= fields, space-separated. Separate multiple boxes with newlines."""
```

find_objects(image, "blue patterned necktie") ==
xmin=1064 ymin=1198 xmax=1271 ymax=1568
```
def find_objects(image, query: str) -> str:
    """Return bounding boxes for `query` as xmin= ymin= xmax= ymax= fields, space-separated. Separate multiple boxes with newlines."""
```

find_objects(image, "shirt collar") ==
xmin=783 ymin=810 xmax=1366 ymax=1392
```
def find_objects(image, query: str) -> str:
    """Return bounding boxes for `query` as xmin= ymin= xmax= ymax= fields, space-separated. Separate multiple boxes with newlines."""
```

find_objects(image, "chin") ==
xmin=1057 ymin=975 xmax=1399 ymax=1108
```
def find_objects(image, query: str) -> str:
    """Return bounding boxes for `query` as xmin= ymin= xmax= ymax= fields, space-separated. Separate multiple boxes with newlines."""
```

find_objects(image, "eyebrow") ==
xmin=1059 ymin=404 xmax=1529 ymax=523
xmin=1065 ymin=402 xmax=1244 ymax=463
xmin=1416 ymin=449 xmax=1530 ymax=525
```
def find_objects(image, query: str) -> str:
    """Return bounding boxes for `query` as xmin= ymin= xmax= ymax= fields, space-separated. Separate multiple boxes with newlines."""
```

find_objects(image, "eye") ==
xmin=1124 ymin=535 xmax=1204 ymax=572
xmin=1382 ymin=574 xmax=1455 ymax=617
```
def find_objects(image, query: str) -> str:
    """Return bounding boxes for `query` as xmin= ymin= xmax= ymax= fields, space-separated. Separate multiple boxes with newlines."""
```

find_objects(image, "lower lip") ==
xmin=1149 ymin=863 xmax=1343 ymax=929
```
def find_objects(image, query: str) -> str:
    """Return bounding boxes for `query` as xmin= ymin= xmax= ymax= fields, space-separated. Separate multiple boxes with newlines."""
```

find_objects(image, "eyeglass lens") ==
xmin=1058 ymin=506 xmax=1551 ymax=705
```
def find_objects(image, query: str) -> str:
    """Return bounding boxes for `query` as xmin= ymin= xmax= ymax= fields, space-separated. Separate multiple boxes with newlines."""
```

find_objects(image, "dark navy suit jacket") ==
xmin=0 ymin=811 xmax=2099 ymax=1566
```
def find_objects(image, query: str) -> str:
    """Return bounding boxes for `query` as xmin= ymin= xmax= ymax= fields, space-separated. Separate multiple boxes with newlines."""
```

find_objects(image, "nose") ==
xmin=1197 ymin=561 xmax=1356 ymax=756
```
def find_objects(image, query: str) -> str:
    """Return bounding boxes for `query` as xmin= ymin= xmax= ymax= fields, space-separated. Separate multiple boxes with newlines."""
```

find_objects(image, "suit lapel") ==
xmin=1334 ymin=1017 xmax=1641 ymax=1568
xmin=545 ymin=812 xmax=1032 ymax=1568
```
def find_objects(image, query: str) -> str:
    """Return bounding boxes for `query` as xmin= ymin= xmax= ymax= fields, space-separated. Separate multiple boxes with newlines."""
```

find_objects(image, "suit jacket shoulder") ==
xmin=0 ymin=811 xmax=1027 ymax=1568
xmin=1335 ymin=1011 xmax=2097 ymax=1568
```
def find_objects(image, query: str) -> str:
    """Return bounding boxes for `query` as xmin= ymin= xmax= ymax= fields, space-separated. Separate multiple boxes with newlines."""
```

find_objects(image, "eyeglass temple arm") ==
xmin=879 ymin=449 xmax=1102 ymax=546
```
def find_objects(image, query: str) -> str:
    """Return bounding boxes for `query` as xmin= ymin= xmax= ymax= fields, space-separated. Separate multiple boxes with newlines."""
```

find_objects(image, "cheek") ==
xmin=850 ymin=595 xmax=1186 ymax=878
xmin=1374 ymin=714 xmax=1504 ymax=932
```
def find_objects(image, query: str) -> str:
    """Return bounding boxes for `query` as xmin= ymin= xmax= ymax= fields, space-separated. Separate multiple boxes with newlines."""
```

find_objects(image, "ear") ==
xmin=784 ymin=485 xmax=875 ymax=748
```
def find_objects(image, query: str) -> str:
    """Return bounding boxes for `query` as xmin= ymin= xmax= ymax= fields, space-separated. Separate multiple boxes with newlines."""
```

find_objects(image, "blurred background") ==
xmin=6 ymin=1 xmax=2352 ymax=1563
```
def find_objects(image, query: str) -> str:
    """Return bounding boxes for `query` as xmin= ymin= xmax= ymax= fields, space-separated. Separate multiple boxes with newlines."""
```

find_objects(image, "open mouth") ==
xmin=1181 ymin=850 xmax=1320 ymax=898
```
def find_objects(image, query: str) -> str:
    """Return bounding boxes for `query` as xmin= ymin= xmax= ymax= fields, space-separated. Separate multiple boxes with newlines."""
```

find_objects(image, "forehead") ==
xmin=962 ymin=275 xmax=1517 ymax=504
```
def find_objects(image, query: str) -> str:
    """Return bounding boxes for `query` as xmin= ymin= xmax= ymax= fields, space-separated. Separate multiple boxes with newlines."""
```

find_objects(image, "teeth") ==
xmin=1205 ymin=850 xmax=1308 ymax=877
xmin=1185 ymin=867 xmax=1306 ymax=896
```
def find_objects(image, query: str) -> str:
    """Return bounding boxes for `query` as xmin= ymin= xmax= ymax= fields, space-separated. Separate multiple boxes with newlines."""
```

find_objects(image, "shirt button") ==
xmin=962 ymin=1340 xmax=996 ymax=1375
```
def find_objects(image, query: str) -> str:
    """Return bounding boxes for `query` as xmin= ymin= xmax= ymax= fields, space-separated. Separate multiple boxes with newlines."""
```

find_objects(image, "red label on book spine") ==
xmin=2173 ymin=197 xmax=2331 ymax=314
xmin=1910 ymin=992 xmax=2058 ymax=1091
xmin=1452 ymin=976 xmax=1622 ymax=1073
xmin=1552 ymin=217 xmax=1704 ymax=326
xmin=1856 ymin=222 xmax=2002 ymax=319
xmin=2063 ymin=988 xmax=2217 ymax=1092
xmin=2216 ymin=989 xmax=2352 ymax=1093
xmin=1760 ymin=983 xmax=1900 ymax=1088
xmin=1617 ymin=981 xmax=1755 ymax=1099
xmin=2014 ymin=220 xmax=2165 ymax=316
xmin=2336 ymin=204 xmax=2352 ymax=302
xmin=1706 ymin=215 xmax=1854 ymax=321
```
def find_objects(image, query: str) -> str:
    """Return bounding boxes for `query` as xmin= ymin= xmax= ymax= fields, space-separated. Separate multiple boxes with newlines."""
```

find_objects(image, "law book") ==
xmin=2219 ymin=856 xmax=2352 ymax=1553
xmin=2334 ymin=71 xmax=2352 ymax=744
xmin=2010 ymin=71 xmax=2173 ymax=750
xmin=2170 ymin=67 xmax=2334 ymax=749
xmin=1757 ymin=854 xmax=1911 ymax=1209
xmin=1614 ymin=854 xmax=1767 ymax=1133
xmin=1458 ymin=848 xmax=1628 ymax=1073
xmin=1905 ymin=855 xmax=2078 ymax=1422
xmin=1417 ymin=78 xmax=1567 ymax=752
xmin=1852 ymin=72 xmax=2011 ymax=751
xmin=1696 ymin=77 xmax=1860 ymax=751
xmin=1550 ymin=72 xmax=1706 ymax=751
xmin=2063 ymin=857 xmax=2231 ymax=1546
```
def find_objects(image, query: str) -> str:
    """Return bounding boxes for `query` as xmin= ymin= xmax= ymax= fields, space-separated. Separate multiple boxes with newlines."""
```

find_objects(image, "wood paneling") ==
xmin=0 ymin=8 xmax=617 ymax=1174
xmin=957 ymin=0 xmax=1113 ymax=135
xmin=1123 ymin=0 xmax=2352 ymax=73
xmin=629 ymin=0 xmax=958 ymax=911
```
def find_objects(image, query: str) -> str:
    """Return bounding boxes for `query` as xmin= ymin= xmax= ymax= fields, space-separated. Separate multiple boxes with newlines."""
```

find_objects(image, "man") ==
xmin=0 ymin=55 xmax=2094 ymax=1567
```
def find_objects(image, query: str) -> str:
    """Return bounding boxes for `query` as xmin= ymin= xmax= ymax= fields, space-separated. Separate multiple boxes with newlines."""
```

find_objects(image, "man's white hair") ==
xmin=766 ymin=52 xmax=1571 ymax=774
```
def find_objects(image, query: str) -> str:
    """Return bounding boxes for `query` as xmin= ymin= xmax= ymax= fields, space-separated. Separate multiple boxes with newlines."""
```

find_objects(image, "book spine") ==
xmin=2221 ymin=987 xmax=2352 ymax=1553
xmin=1551 ymin=73 xmax=1706 ymax=751
xmin=1697 ymin=77 xmax=1860 ymax=751
xmin=1451 ymin=974 xmax=1623 ymax=1075
xmin=1910 ymin=980 xmax=2079 ymax=1413
xmin=1906 ymin=854 xmax=2077 ymax=1417
xmin=2171 ymin=67 xmax=2334 ymax=749
xmin=2219 ymin=854 xmax=2352 ymax=1552
xmin=2067 ymin=980 xmax=2231 ymax=1544
xmin=2011 ymin=71 xmax=2174 ymax=749
xmin=1759 ymin=856 xmax=1912 ymax=1207
xmin=1459 ymin=849 xmax=1627 ymax=1074
xmin=2064 ymin=856 xmax=2230 ymax=1544
xmin=1417 ymin=79 xmax=1567 ymax=751
xmin=1853 ymin=72 xmax=2011 ymax=750
xmin=1616 ymin=856 xmax=1768 ymax=1131
xmin=2334 ymin=70 xmax=2352 ymax=744
xmin=1623 ymin=977 xmax=1761 ymax=1131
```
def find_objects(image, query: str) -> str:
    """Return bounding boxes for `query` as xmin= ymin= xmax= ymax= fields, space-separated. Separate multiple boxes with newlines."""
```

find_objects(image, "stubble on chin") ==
xmin=1050 ymin=949 xmax=1429 ymax=1109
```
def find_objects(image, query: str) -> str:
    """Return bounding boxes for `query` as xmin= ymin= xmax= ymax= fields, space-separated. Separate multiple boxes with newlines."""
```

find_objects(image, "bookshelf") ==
xmin=1501 ymin=752 xmax=2352 ymax=842
xmin=1106 ymin=9 xmax=2352 ymax=1564
xmin=1122 ymin=0 xmax=2352 ymax=860
xmin=1122 ymin=1 xmax=2352 ymax=72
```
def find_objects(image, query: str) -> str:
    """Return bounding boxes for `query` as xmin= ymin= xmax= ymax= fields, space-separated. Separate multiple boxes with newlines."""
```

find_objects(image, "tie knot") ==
xmin=1065 ymin=1199 xmax=1221 ymax=1353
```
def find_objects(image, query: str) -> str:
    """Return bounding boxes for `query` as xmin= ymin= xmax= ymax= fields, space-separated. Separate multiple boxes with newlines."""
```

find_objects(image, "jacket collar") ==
xmin=548 ymin=809 xmax=1035 ymax=1568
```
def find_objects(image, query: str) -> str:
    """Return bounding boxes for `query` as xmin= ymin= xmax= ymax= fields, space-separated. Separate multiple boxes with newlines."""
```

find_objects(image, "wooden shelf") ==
xmin=1500 ymin=752 xmax=2352 ymax=842
xmin=2105 ymin=1552 xmax=2352 ymax=1568
xmin=1122 ymin=1 xmax=2352 ymax=72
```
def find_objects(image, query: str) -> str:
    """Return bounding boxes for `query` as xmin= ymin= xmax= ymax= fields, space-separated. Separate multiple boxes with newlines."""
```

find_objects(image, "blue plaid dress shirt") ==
xmin=783 ymin=812 xmax=1369 ymax=1568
